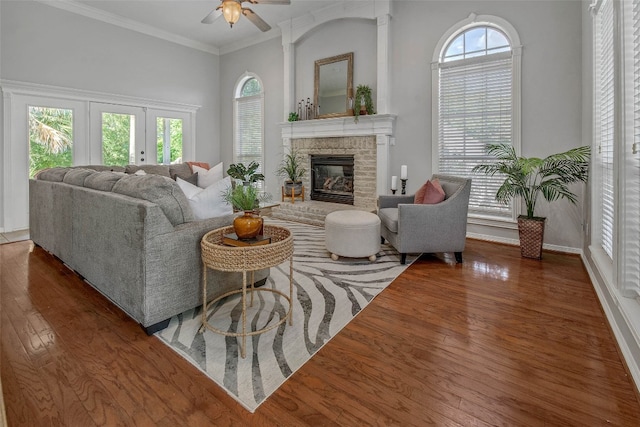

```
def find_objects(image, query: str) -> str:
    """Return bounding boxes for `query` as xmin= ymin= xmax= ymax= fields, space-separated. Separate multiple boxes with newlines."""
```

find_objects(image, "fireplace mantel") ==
xmin=279 ymin=114 xmax=396 ymax=200
xmin=279 ymin=114 xmax=396 ymax=140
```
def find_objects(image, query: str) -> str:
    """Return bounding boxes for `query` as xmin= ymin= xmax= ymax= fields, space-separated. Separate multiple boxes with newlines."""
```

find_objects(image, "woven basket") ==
xmin=517 ymin=216 xmax=546 ymax=259
xmin=201 ymin=225 xmax=293 ymax=272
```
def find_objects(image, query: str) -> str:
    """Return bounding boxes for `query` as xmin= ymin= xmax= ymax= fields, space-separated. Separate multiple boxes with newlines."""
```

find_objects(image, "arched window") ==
xmin=234 ymin=73 xmax=264 ymax=189
xmin=432 ymin=15 xmax=521 ymax=222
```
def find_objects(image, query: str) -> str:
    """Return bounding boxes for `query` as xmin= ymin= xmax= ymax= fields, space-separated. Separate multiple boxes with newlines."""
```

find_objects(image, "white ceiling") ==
xmin=60 ymin=0 xmax=341 ymax=54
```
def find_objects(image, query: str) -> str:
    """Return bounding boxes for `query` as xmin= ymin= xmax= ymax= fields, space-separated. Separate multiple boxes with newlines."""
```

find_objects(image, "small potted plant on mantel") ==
xmin=353 ymin=84 xmax=375 ymax=123
xmin=472 ymin=143 xmax=590 ymax=259
xmin=276 ymin=148 xmax=307 ymax=203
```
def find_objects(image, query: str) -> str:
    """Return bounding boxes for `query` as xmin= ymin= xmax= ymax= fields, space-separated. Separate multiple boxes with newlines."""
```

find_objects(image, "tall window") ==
xmin=28 ymin=106 xmax=73 ymax=178
xmin=433 ymin=16 xmax=521 ymax=221
xmin=234 ymin=74 xmax=264 ymax=189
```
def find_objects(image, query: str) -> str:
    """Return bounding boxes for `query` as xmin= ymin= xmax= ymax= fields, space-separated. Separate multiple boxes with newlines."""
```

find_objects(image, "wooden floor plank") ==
xmin=2 ymin=239 xmax=640 ymax=426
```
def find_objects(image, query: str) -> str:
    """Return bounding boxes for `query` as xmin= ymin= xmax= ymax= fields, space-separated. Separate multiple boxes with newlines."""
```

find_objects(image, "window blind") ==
xmin=595 ymin=0 xmax=615 ymax=258
xmin=623 ymin=0 xmax=640 ymax=296
xmin=234 ymin=94 xmax=263 ymax=189
xmin=439 ymin=53 xmax=513 ymax=218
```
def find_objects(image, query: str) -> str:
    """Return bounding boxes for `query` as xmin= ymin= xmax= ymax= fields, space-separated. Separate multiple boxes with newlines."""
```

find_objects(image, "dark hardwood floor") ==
xmin=2 ymin=238 xmax=640 ymax=426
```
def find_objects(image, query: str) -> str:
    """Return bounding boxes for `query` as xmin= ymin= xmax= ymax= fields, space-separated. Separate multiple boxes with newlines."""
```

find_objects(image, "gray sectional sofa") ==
xmin=29 ymin=163 xmax=267 ymax=334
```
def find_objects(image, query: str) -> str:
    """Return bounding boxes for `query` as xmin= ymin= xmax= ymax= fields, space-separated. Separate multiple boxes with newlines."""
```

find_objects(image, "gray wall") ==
xmin=0 ymin=0 xmax=221 ymax=231
xmin=220 ymin=1 xmax=584 ymax=249
xmin=219 ymin=37 xmax=284 ymax=195
xmin=0 ymin=4 xmax=221 ymax=160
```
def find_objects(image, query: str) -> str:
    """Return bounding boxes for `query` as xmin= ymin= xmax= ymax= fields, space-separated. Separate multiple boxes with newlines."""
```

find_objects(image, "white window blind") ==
xmin=623 ymin=0 xmax=640 ymax=297
xmin=594 ymin=0 xmax=615 ymax=259
xmin=234 ymin=92 xmax=263 ymax=189
xmin=439 ymin=53 xmax=513 ymax=218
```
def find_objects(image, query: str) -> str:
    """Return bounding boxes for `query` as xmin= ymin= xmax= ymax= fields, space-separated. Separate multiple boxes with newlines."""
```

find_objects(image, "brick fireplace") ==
xmin=280 ymin=114 xmax=396 ymax=213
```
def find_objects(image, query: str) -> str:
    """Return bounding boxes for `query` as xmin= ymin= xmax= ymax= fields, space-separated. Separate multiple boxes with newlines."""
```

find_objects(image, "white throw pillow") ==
xmin=176 ymin=176 xmax=233 ymax=220
xmin=192 ymin=162 xmax=223 ymax=188
xmin=133 ymin=169 xmax=147 ymax=176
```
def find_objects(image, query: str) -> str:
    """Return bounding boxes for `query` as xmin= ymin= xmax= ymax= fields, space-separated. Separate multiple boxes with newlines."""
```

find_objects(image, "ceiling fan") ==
xmin=201 ymin=0 xmax=291 ymax=32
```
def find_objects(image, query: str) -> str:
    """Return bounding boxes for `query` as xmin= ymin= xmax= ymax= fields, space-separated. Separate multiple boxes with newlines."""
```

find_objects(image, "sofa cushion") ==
xmin=176 ymin=176 xmax=233 ymax=220
xmin=84 ymin=172 xmax=124 ymax=192
xmin=77 ymin=165 xmax=126 ymax=173
xmin=125 ymin=164 xmax=171 ymax=177
xmin=168 ymin=163 xmax=193 ymax=181
xmin=378 ymin=208 xmax=399 ymax=233
xmin=414 ymin=178 xmax=445 ymax=204
xmin=63 ymin=168 xmax=97 ymax=186
xmin=35 ymin=167 xmax=70 ymax=182
xmin=112 ymin=175 xmax=194 ymax=225
xmin=193 ymin=162 xmax=223 ymax=188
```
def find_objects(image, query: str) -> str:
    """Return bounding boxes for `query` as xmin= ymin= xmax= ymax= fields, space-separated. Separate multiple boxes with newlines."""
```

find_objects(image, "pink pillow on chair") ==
xmin=415 ymin=178 xmax=445 ymax=204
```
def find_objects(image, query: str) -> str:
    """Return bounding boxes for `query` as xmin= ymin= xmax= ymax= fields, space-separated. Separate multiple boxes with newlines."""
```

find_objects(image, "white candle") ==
xmin=400 ymin=165 xmax=408 ymax=180
xmin=391 ymin=175 xmax=398 ymax=190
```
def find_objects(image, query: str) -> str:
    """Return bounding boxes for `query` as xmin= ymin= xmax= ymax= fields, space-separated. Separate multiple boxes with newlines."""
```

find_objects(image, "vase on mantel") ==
xmin=233 ymin=211 xmax=263 ymax=240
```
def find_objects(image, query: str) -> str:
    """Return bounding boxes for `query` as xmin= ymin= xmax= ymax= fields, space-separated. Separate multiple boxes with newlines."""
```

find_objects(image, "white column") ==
xmin=376 ymin=134 xmax=390 ymax=196
xmin=376 ymin=14 xmax=391 ymax=114
xmin=282 ymin=42 xmax=295 ymax=121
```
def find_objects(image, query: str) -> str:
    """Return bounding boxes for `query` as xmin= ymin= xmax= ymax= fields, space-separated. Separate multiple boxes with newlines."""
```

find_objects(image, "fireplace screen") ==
xmin=310 ymin=155 xmax=354 ymax=205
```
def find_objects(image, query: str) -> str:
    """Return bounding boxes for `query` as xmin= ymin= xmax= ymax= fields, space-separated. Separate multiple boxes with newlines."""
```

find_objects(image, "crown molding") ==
xmin=37 ymin=0 xmax=220 ymax=55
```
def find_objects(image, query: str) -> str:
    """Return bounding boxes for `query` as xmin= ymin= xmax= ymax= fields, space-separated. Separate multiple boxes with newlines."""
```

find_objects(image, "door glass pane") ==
xmin=28 ymin=106 xmax=73 ymax=178
xmin=102 ymin=113 xmax=136 ymax=166
xmin=156 ymin=117 xmax=183 ymax=164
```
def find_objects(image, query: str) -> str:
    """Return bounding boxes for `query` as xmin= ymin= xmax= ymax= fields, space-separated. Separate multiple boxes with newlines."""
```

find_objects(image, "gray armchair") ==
xmin=378 ymin=174 xmax=472 ymax=264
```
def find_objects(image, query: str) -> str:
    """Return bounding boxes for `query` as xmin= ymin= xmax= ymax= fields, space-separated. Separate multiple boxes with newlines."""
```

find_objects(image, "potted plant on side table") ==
xmin=223 ymin=184 xmax=273 ymax=240
xmin=276 ymin=148 xmax=307 ymax=203
xmin=472 ymin=143 xmax=590 ymax=259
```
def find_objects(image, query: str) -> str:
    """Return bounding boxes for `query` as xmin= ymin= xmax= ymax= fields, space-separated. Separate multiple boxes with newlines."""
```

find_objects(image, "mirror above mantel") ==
xmin=314 ymin=52 xmax=354 ymax=119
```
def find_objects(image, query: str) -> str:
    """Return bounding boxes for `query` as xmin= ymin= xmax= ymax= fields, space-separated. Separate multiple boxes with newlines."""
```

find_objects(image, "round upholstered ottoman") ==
xmin=325 ymin=210 xmax=381 ymax=262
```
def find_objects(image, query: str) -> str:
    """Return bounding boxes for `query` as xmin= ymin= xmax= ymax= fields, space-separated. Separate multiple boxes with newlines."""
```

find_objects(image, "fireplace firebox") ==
xmin=310 ymin=155 xmax=354 ymax=205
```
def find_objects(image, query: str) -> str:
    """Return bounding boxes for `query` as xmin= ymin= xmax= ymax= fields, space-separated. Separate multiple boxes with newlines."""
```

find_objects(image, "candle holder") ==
xmin=391 ymin=189 xmax=397 ymax=195
xmin=401 ymin=179 xmax=407 ymax=195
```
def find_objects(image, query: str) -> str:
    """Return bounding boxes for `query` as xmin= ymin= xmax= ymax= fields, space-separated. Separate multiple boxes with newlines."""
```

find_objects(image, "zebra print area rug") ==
xmin=155 ymin=219 xmax=415 ymax=412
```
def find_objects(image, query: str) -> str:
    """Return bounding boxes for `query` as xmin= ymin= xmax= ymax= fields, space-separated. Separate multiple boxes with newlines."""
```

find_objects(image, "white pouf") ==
xmin=325 ymin=210 xmax=381 ymax=262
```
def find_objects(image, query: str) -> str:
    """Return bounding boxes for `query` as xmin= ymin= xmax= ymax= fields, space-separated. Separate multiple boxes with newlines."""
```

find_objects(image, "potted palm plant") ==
xmin=223 ymin=184 xmax=271 ymax=239
xmin=472 ymin=143 xmax=590 ymax=259
xmin=276 ymin=148 xmax=307 ymax=200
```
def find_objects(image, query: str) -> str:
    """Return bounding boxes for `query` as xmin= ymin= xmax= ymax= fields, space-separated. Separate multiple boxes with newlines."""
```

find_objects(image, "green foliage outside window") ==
xmin=156 ymin=118 xmax=183 ymax=164
xmin=102 ymin=113 xmax=133 ymax=167
xmin=29 ymin=107 xmax=73 ymax=178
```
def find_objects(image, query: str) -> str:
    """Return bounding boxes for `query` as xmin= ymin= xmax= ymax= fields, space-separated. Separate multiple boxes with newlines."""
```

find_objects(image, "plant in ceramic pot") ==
xmin=276 ymin=148 xmax=307 ymax=199
xmin=472 ymin=143 xmax=590 ymax=259
xmin=223 ymin=184 xmax=271 ymax=239
xmin=353 ymin=84 xmax=375 ymax=123
xmin=226 ymin=161 xmax=265 ymax=186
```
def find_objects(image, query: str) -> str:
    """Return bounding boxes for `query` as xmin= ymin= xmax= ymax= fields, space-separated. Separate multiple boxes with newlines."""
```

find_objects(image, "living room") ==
xmin=2 ymin=0 xmax=640 ymax=424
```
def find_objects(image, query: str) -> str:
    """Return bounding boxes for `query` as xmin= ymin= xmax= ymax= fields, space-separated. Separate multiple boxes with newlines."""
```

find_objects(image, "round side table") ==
xmin=199 ymin=224 xmax=294 ymax=359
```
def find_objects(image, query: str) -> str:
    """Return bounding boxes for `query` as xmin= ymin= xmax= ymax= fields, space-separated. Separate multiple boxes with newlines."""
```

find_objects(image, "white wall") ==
xmin=219 ymin=37 xmax=284 ymax=195
xmin=0 ymin=1 xmax=221 ymax=230
xmin=294 ymin=18 xmax=377 ymax=110
xmin=389 ymin=0 xmax=584 ymax=250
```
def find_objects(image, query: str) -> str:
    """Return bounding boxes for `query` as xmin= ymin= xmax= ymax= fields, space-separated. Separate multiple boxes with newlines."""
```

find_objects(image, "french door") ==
xmin=90 ymin=103 xmax=147 ymax=166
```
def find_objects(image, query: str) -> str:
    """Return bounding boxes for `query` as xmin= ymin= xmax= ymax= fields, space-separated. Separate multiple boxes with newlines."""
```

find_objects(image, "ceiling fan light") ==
xmin=222 ymin=0 xmax=242 ymax=27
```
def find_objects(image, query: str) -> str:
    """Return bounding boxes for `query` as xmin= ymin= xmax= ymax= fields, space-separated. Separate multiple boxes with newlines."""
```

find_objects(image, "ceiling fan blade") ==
xmin=201 ymin=7 xmax=222 ymax=24
xmin=248 ymin=0 xmax=291 ymax=4
xmin=242 ymin=8 xmax=271 ymax=32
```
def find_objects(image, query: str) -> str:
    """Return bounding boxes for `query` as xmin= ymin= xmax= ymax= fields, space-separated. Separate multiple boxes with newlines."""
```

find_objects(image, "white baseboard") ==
xmin=466 ymin=232 xmax=582 ymax=255
xmin=581 ymin=254 xmax=640 ymax=395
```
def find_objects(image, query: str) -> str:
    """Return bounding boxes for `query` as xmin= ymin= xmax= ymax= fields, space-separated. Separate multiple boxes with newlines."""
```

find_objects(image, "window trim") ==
xmin=431 ymin=13 xmax=522 ymax=227
xmin=233 ymin=72 xmax=265 ymax=190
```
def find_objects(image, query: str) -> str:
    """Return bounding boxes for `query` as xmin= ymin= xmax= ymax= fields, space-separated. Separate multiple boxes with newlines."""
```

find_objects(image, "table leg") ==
xmin=199 ymin=263 xmax=207 ymax=334
xmin=289 ymin=255 xmax=293 ymax=326
xmin=241 ymin=270 xmax=247 ymax=359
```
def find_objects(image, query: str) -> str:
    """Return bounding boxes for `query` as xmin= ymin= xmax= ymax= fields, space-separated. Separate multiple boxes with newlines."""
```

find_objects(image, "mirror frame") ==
xmin=314 ymin=52 xmax=354 ymax=119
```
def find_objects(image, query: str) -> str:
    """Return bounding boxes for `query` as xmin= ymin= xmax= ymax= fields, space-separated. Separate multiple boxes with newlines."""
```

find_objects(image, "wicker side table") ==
xmin=199 ymin=224 xmax=294 ymax=358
